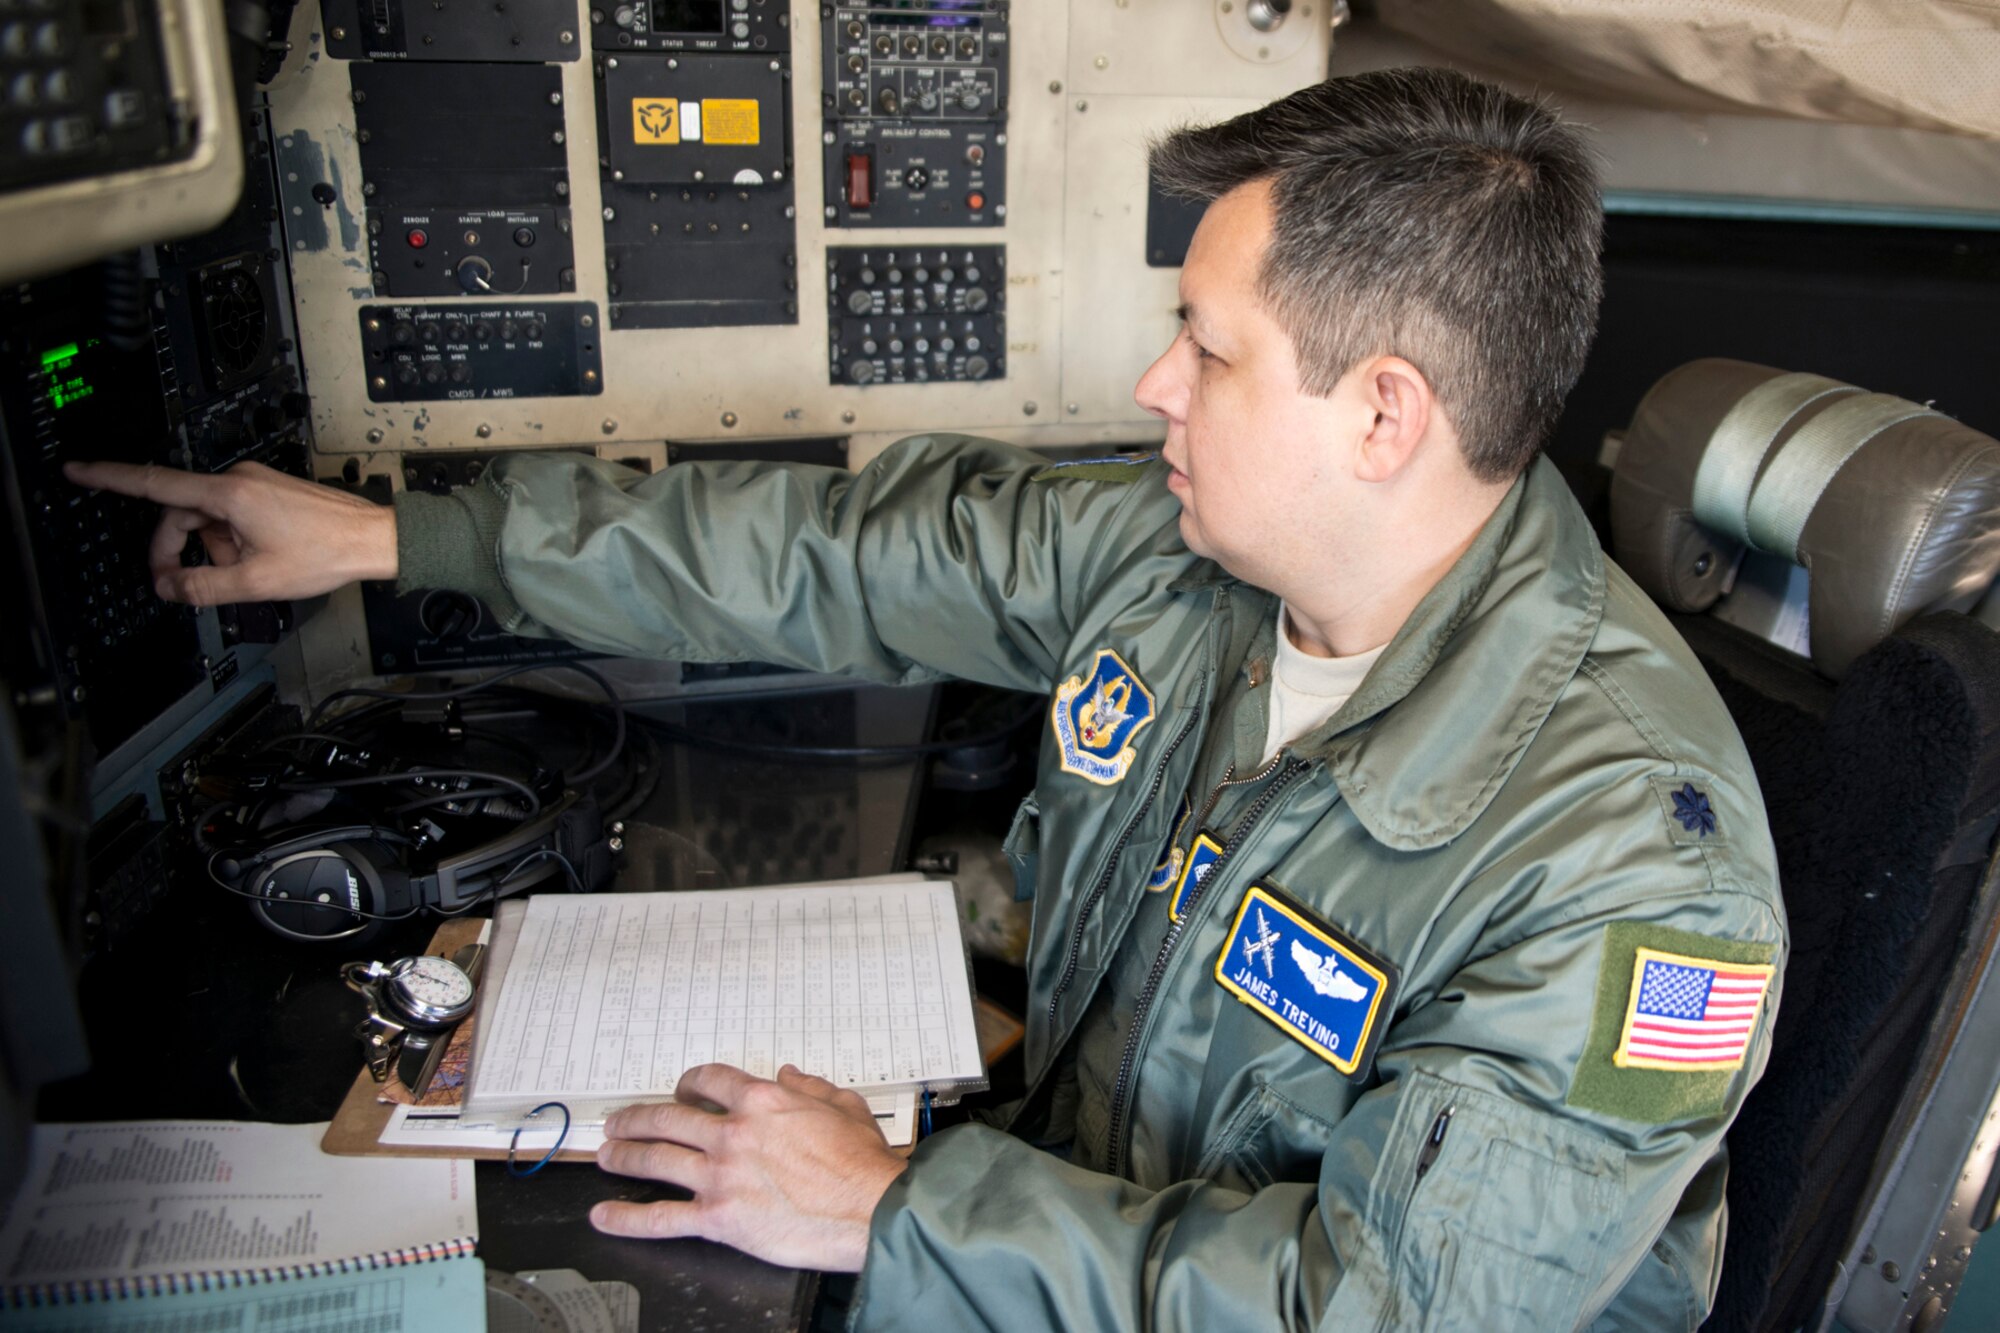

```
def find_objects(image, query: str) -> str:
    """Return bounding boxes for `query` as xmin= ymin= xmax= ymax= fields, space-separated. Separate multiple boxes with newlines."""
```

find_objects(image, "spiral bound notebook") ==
xmin=0 ymin=1121 xmax=476 ymax=1307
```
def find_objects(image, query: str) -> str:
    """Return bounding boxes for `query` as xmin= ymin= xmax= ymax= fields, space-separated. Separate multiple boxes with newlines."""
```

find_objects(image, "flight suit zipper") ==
xmin=1045 ymin=706 xmax=1203 ymax=1029
xmin=1415 ymin=1106 xmax=1453 ymax=1180
xmin=1106 ymin=755 xmax=1313 ymax=1176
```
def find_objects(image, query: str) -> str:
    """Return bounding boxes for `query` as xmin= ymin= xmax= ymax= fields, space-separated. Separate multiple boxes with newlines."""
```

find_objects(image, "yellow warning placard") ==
xmin=700 ymin=99 xmax=760 ymax=146
xmin=632 ymin=98 xmax=679 ymax=145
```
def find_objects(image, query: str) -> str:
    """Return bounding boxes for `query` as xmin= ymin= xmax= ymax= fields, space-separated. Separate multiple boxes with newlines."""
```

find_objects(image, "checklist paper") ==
xmin=462 ymin=881 xmax=986 ymax=1125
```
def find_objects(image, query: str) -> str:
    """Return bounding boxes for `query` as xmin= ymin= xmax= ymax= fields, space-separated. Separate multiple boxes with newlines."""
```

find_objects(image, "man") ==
xmin=71 ymin=68 xmax=1784 ymax=1329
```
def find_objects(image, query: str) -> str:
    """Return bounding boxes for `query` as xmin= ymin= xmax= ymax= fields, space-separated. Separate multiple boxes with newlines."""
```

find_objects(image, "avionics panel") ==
xmin=269 ymin=1 xmax=1335 ymax=451
xmin=597 ymin=49 xmax=799 ymax=329
xmin=352 ymin=62 xmax=578 ymax=300
xmin=358 ymin=302 xmax=606 ymax=402
xmin=323 ymin=0 xmax=585 ymax=63
xmin=821 ymin=2 xmax=1009 ymax=229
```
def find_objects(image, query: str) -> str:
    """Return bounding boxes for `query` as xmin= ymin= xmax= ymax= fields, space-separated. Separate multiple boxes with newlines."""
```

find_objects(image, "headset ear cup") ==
xmin=245 ymin=842 xmax=396 ymax=945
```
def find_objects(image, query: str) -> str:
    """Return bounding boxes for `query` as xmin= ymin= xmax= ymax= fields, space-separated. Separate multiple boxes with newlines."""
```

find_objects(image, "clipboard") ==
xmin=320 ymin=918 xmax=601 ymax=1162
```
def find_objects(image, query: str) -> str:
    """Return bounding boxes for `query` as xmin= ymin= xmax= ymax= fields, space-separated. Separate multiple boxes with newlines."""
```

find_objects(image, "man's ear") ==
xmin=1352 ymin=356 xmax=1434 ymax=484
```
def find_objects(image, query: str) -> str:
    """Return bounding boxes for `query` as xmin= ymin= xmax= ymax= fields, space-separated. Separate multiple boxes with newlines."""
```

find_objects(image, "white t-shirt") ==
xmin=1260 ymin=605 xmax=1386 ymax=763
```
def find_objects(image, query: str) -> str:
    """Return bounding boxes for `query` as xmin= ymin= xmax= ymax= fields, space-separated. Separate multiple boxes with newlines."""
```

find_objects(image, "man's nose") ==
xmin=1134 ymin=340 xmax=1187 ymax=422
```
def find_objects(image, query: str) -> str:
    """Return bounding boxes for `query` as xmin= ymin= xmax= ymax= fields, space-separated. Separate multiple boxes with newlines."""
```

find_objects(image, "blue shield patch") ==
xmin=1050 ymin=649 xmax=1157 ymax=785
xmin=1168 ymin=832 xmax=1224 ymax=922
xmin=1147 ymin=795 xmax=1192 ymax=891
xmin=1216 ymin=886 xmax=1396 ymax=1079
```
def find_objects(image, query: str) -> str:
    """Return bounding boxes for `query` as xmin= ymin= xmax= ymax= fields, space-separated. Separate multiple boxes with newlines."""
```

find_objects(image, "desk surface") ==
xmin=37 ymin=681 xmax=935 ymax=1332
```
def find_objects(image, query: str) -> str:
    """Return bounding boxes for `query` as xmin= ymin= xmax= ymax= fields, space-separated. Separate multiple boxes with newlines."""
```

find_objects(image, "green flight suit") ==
xmin=396 ymin=437 xmax=1786 ymax=1331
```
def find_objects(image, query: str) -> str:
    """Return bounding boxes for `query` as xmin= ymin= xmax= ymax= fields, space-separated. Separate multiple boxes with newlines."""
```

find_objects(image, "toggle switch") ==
xmin=845 ymin=152 xmax=874 ymax=210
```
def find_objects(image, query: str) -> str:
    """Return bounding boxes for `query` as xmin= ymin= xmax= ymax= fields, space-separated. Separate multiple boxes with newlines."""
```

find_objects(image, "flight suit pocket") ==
xmin=1389 ymin=1073 xmax=1623 ymax=1333
xmin=1003 ymin=793 xmax=1041 ymax=902
xmin=1194 ymin=1083 xmax=1337 ymax=1193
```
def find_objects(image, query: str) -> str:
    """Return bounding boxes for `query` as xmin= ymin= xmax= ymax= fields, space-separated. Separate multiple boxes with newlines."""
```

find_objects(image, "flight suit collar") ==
xmin=1172 ymin=457 xmax=1606 ymax=851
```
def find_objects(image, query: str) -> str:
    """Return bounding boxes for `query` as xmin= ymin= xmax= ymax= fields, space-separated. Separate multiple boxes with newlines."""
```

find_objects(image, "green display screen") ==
xmin=39 ymin=339 xmax=101 ymax=411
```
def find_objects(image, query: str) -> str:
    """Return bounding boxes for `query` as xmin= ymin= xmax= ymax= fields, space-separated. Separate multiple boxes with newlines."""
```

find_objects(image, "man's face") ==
xmin=1135 ymin=179 xmax=1356 ymax=586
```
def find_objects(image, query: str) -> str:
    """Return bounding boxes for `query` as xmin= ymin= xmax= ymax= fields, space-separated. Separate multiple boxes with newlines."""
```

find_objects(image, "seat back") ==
xmin=1605 ymin=360 xmax=2000 ymax=1332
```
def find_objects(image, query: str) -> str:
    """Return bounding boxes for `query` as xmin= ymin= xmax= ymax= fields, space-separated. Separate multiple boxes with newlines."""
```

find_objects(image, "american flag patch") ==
xmin=1614 ymin=947 xmax=1775 ymax=1072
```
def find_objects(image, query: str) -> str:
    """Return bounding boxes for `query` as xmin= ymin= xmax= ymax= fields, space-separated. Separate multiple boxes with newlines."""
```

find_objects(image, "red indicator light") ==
xmin=965 ymin=191 xmax=986 ymax=212
xmin=406 ymin=228 xmax=429 ymax=248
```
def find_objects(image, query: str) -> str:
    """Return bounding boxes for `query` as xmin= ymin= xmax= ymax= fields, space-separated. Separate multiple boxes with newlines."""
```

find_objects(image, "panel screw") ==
xmin=553 ymin=131 xmax=565 ymax=144
xmin=371 ymin=376 xmax=388 ymax=390
xmin=602 ymin=418 xmax=618 ymax=433
xmin=560 ymin=31 xmax=575 ymax=43
xmin=365 ymin=317 xmax=382 ymax=332
xmin=841 ymin=409 xmax=856 ymax=424
xmin=331 ymin=26 xmax=346 ymax=39
xmin=1022 ymin=402 xmax=1038 ymax=416
xmin=721 ymin=411 xmax=739 ymax=428
xmin=366 ymin=428 xmax=385 ymax=444
xmin=1882 ymin=1261 xmax=1902 ymax=1282
xmin=1075 ymin=100 xmax=1088 ymax=112
xmin=1066 ymin=402 xmax=1079 ymax=414
xmin=550 ymin=92 xmax=563 ymax=105
xmin=1094 ymin=55 xmax=1108 ymax=69
xmin=608 ymin=836 xmax=624 ymax=853
xmin=476 ymin=423 xmax=493 ymax=438
xmin=1048 ymin=80 xmax=1062 ymax=94
xmin=612 ymin=169 xmax=624 ymax=181
xmin=581 ymin=314 xmax=595 ymax=328
xmin=1695 ymin=552 xmax=1713 ymax=576
xmin=604 ymin=207 xmax=616 ymax=220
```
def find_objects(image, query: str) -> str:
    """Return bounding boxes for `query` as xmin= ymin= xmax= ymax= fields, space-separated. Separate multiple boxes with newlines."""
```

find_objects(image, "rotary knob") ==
xmin=456 ymin=256 xmax=495 ymax=294
xmin=963 ymin=286 xmax=989 ymax=312
xmin=418 ymin=591 xmax=481 ymax=639
xmin=964 ymin=355 xmax=990 ymax=380
xmin=846 ymin=288 xmax=873 ymax=315
xmin=848 ymin=360 xmax=876 ymax=384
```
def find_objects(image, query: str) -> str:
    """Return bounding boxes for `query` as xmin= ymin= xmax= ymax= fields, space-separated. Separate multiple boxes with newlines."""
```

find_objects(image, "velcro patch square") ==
xmin=1568 ymin=922 xmax=1779 ymax=1125
xmin=1215 ymin=885 xmax=1397 ymax=1080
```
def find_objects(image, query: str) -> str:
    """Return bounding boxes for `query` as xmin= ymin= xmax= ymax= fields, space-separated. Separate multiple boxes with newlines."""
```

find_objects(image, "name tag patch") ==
xmin=1051 ymin=649 xmax=1156 ymax=785
xmin=1216 ymin=886 xmax=1396 ymax=1079
xmin=1168 ymin=832 xmax=1224 ymax=923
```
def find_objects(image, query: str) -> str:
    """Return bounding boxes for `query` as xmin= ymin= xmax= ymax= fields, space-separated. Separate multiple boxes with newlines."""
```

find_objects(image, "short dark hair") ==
xmin=1150 ymin=67 xmax=1603 ymax=481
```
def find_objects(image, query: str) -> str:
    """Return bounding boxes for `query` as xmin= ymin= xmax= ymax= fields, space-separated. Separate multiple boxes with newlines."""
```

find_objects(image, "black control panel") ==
xmin=596 ymin=48 xmax=799 ymax=329
xmin=0 ymin=0 xmax=183 ymax=193
xmin=826 ymin=245 xmax=1004 ymax=385
xmin=594 ymin=0 xmax=792 ymax=54
xmin=359 ymin=302 xmax=605 ymax=402
xmin=369 ymin=206 xmax=576 ymax=300
xmin=821 ymin=2 xmax=1008 ymax=228
xmin=352 ymin=62 xmax=575 ymax=301
xmin=323 ymin=0 xmax=584 ymax=63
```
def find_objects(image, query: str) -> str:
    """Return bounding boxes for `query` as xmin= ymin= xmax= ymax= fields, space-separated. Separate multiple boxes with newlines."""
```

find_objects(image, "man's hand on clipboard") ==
xmin=590 ymin=1062 xmax=910 ymax=1271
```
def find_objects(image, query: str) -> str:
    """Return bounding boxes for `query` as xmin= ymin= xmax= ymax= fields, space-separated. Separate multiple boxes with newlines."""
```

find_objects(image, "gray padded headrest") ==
xmin=1609 ymin=358 xmax=2000 ymax=680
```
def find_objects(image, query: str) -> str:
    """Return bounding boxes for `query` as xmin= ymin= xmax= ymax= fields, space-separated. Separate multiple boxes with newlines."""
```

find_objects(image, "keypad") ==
xmin=1 ymin=0 xmax=177 ymax=193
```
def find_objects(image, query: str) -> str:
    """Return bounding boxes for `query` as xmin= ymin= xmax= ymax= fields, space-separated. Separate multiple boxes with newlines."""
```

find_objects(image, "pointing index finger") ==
xmin=65 ymin=461 xmax=231 ymax=514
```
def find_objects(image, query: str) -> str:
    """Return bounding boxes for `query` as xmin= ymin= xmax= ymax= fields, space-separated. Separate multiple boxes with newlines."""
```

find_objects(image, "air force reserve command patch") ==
xmin=1051 ymin=649 xmax=1156 ymax=785
xmin=1216 ymin=885 xmax=1396 ymax=1080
